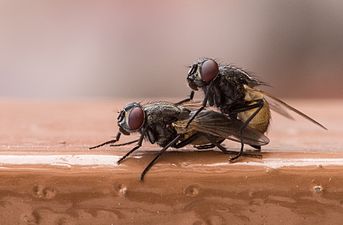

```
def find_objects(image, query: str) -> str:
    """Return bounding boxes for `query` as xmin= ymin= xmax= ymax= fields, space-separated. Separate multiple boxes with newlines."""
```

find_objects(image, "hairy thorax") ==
xmin=205 ymin=75 xmax=246 ymax=115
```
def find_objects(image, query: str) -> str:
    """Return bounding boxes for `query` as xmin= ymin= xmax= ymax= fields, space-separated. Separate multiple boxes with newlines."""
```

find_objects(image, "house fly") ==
xmin=90 ymin=101 xmax=269 ymax=181
xmin=183 ymin=58 xmax=327 ymax=160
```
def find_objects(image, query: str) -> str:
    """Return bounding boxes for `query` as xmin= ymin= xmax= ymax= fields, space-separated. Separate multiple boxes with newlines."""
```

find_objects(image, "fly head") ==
xmin=187 ymin=58 xmax=219 ymax=90
xmin=117 ymin=102 xmax=145 ymax=135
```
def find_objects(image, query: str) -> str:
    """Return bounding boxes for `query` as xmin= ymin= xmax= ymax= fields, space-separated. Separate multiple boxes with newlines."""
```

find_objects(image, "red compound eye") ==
xmin=128 ymin=107 xmax=144 ymax=130
xmin=200 ymin=59 xmax=219 ymax=82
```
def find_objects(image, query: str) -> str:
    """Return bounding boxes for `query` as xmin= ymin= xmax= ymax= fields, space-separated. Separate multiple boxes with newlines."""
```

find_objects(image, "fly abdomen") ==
xmin=238 ymin=99 xmax=271 ymax=133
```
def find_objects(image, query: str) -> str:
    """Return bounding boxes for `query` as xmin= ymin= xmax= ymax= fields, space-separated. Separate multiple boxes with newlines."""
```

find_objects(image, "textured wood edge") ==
xmin=1 ymin=151 xmax=343 ymax=225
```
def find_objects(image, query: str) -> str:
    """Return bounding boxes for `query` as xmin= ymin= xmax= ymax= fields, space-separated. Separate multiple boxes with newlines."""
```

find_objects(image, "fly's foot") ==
xmin=229 ymin=153 xmax=243 ymax=162
xmin=229 ymin=150 xmax=262 ymax=162
xmin=117 ymin=156 xmax=126 ymax=165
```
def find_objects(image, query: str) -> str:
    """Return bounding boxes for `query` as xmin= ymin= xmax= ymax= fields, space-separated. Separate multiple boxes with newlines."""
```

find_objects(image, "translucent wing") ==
xmin=244 ymin=85 xmax=293 ymax=120
xmin=259 ymin=90 xmax=327 ymax=130
xmin=174 ymin=110 xmax=270 ymax=146
xmin=266 ymin=96 xmax=294 ymax=120
xmin=178 ymin=100 xmax=203 ymax=109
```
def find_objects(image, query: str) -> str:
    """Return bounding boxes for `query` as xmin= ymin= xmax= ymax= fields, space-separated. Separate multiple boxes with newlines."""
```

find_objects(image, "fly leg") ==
xmin=140 ymin=135 xmax=182 ymax=181
xmin=194 ymin=139 xmax=224 ymax=150
xmin=204 ymin=135 xmax=229 ymax=154
xmin=109 ymin=139 xmax=139 ymax=147
xmin=175 ymin=91 xmax=194 ymax=105
xmin=204 ymin=134 xmax=262 ymax=159
xmin=117 ymin=133 xmax=145 ymax=164
xmin=230 ymin=99 xmax=264 ymax=161
xmin=172 ymin=133 xmax=201 ymax=148
xmin=119 ymin=133 xmax=199 ymax=165
xmin=89 ymin=132 xmax=121 ymax=149
xmin=186 ymin=82 xmax=214 ymax=128
xmin=194 ymin=144 xmax=216 ymax=149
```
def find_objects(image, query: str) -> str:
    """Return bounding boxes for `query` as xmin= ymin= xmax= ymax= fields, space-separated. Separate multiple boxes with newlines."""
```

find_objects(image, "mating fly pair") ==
xmin=90 ymin=101 xmax=269 ymax=181
xmin=184 ymin=58 xmax=327 ymax=160
xmin=91 ymin=57 xmax=327 ymax=180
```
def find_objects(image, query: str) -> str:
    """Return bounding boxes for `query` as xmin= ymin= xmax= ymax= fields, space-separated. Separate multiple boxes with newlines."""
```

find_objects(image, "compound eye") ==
xmin=128 ymin=107 xmax=144 ymax=130
xmin=200 ymin=59 xmax=219 ymax=82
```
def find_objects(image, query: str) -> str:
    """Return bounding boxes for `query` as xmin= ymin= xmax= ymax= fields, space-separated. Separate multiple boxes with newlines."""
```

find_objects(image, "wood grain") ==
xmin=0 ymin=99 xmax=342 ymax=225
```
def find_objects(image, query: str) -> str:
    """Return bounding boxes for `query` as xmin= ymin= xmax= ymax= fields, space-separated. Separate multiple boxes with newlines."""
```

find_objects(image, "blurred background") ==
xmin=0 ymin=0 xmax=342 ymax=99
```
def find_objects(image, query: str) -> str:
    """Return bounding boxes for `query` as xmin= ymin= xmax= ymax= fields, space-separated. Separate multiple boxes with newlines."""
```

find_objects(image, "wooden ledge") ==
xmin=0 ymin=99 xmax=342 ymax=225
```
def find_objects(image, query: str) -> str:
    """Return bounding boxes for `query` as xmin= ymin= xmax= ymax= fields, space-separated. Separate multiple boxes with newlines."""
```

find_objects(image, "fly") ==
xmin=182 ymin=58 xmax=327 ymax=160
xmin=90 ymin=101 xmax=269 ymax=181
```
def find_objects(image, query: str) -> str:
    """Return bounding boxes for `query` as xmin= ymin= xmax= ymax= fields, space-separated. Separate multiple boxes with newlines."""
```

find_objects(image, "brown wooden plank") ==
xmin=0 ymin=99 xmax=342 ymax=225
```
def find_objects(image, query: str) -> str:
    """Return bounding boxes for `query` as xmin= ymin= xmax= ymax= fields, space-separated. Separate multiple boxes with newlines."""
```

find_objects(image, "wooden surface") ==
xmin=0 ymin=99 xmax=343 ymax=225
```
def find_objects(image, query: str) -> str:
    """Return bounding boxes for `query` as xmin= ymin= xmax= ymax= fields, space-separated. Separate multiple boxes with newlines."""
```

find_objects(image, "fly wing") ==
xmin=178 ymin=100 xmax=203 ymax=109
xmin=174 ymin=110 xmax=270 ymax=146
xmin=244 ymin=85 xmax=293 ymax=120
xmin=267 ymin=97 xmax=294 ymax=120
xmin=179 ymin=101 xmax=220 ymax=112
xmin=259 ymin=90 xmax=327 ymax=130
